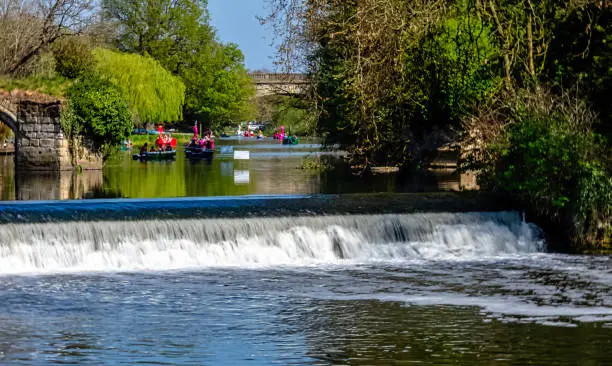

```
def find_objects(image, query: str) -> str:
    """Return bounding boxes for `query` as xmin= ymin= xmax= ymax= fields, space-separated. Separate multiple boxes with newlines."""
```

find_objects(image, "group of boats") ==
xmin=131 ymin=124 xmax=300 ymax=162
xmin=132 ymin=143 xmax=215 ymax=162
xmin=133 ymin=144 xmax=215 ymax=162
xmin=132 ymin=126 xmax=215 ymax=162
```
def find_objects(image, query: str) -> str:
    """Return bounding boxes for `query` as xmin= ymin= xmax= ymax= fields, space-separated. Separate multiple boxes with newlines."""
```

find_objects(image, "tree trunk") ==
xmin=488 ymin=0 xmax=513 ymax=91
xmin=527 ymin=14 xmax=536 ymax=78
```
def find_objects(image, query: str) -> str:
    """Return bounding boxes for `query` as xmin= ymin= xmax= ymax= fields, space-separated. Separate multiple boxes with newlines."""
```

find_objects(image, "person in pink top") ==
xmin=193 ymin=121 xmax=199 ymax=139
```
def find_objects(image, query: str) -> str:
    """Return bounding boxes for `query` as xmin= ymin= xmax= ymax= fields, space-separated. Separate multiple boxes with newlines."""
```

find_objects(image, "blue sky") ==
xmin=207 ymin=0 xmax=276 ymax=71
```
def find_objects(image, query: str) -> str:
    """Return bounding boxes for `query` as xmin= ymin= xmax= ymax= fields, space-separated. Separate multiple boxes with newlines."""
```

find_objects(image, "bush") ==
xmin=572 ymin=163 xmax=612 ymax=249
xmin=65 ymin=76 xmax=133 ymax=156
xmin=484 ymin=89 xmax=611 ymax=250
xmin=52 ymin=37 xmax=95 ymax=79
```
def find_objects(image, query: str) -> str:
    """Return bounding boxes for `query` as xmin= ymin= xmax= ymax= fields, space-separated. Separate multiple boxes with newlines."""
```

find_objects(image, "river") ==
xmin=0 ymin=137 xmax=465 ymax=200
xmin=0 ymin=138 xmax=609 ymax=364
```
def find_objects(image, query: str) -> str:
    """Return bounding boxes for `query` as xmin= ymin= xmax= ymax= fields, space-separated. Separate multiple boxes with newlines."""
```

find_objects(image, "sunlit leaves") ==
xmin=93 ymin=48 xmax=186 ymax=123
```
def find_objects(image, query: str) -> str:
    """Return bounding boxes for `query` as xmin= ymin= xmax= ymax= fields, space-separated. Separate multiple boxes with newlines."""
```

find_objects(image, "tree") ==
xmin=183 ymin=43 xmax=255 ymax=128
xmin=103 ymin=0 xmax=211 ymax=72
xmin=546 ymin=1 xmax=611 ymax=139
xmin=266 ymin=0 xmax=454 ymax=167
xmin=93 ymin=48 xmax=186 ymax=124
xmin=102 ymin=0 xmax=255 ymax=127
xmin=0 ymin=0 xmax=96 ymax=75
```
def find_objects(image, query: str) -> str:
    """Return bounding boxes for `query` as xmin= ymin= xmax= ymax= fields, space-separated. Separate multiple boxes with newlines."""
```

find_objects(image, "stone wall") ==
xmin=15 ymin=100 xmax=103 ymax=171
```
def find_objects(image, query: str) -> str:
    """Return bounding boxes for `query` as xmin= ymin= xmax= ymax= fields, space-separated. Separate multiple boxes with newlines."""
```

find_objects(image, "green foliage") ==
xmin=66 ymin=76 xmax=133 ymax=154
xmin=27 ymin=52 xmax=58 ymax=79
xmin=484 ymin=92 xmax=611 ymax=249
xmin=312 ymin=1 xmax=500 ymax=167
xmin=184 ymin=43 xmax=256 ymax=128
xmin=573 ymin=163 xmax=612 ymax=248
xmin=102 ymin=0 xmax=255 ymax=128
xmin=547 ymin=2 xmax=612 ymax=139
xmin=0 ymin=123 xmax=13 ymax=142
xmin=103 ymin=0 xmax=211 ymax=73
xmin=414 ymin=11 xmax=499 ymax=123
xmin=52 ymin=37 xmax=95 ymax=79
xmin=92 ymin=48 xmax=185 ymax=123
xmin=259 ymin=95 xmax=314 ymax=136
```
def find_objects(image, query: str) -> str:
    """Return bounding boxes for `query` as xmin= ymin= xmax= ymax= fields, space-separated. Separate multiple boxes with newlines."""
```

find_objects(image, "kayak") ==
xmin=132 ymin=150 xmax=176 ymax=161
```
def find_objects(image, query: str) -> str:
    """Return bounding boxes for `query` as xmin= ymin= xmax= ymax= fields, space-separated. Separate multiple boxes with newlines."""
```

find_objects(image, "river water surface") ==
xmin=0 ymin=138 xmax=609 ymax=365
xmin=0 ymin=137 xmax=464 ymax=200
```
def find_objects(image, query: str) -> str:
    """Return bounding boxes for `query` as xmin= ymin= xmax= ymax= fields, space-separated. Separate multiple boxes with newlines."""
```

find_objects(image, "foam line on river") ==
xmin=0 ymin=211 xmax=544 ymax=274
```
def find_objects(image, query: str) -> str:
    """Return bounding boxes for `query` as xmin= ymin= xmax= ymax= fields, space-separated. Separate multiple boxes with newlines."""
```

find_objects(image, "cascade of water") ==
xmin=0 ymin=212 xmax=544 ymax=273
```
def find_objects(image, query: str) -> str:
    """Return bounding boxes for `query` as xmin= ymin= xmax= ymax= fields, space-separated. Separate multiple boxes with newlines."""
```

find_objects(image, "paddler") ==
xmin=193 ymin=121 xmax=199 ymax=140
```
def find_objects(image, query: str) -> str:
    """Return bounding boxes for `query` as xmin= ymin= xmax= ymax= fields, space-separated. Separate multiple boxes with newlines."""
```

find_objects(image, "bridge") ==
xmin=249 ymin=73 xmax=309 ymax=97
xmin=0 ymin=90 xmax=102 ymax=171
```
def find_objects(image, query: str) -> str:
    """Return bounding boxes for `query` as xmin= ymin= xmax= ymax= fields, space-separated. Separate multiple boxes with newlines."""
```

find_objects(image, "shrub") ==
xmin=484 ymin=89 xmax=611 ymax=250
xmin=65 ymin=76 xmax=133 ymax=156
xmin=52 ymin=37 xmax=95 ymax=79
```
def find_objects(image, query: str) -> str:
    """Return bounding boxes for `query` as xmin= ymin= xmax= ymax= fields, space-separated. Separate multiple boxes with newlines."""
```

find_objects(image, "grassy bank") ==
xmin=0 ymin=76 xmax=72 ymax=96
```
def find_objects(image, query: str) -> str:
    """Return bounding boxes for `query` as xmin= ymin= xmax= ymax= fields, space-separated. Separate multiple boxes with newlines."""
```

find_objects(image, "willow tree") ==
xmin=102 ymin=0 xmax=255 ymax=127
xmin=93 ymin=48 xmax=185 ymax=123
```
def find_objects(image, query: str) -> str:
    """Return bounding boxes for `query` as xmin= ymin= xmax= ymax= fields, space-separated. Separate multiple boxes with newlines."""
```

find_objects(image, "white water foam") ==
xmin=0 ymin=212 xmax=544 ymax=274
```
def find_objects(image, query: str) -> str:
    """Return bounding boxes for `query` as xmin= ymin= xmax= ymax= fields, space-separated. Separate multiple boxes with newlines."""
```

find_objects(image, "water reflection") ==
xmin=0 ymin=138 xmax=479 ymax=200
xmin=15 ymin=170 xmax=103 ymax=201
xmin=295 ymin=300 xmax=611 ymax=365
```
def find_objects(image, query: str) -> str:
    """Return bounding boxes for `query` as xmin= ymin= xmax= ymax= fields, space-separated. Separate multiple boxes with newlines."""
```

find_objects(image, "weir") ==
xmin=0 ymin=208 xmax=544 ymax=274
xmin=0 ymin=193 xmax=511 ymax=223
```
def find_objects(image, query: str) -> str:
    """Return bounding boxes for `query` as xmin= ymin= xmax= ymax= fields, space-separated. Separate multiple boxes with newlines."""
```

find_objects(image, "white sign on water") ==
xmin=234 ymin=150 xmax=250 ymax=160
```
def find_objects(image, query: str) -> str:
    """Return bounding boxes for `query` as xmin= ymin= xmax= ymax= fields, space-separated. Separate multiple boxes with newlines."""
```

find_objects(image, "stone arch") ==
xmin=0 ymin=103 xmax=18 ymax=165
xmin=0 ymin=103 xmax=18 ymax=134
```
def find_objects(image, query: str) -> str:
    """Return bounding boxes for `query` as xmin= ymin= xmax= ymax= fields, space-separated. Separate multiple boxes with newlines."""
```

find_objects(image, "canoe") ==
xmin=132 ymin=150 xmax=176 ymax=161
xmin=185 ymin=147 xmax=214 ymax=159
